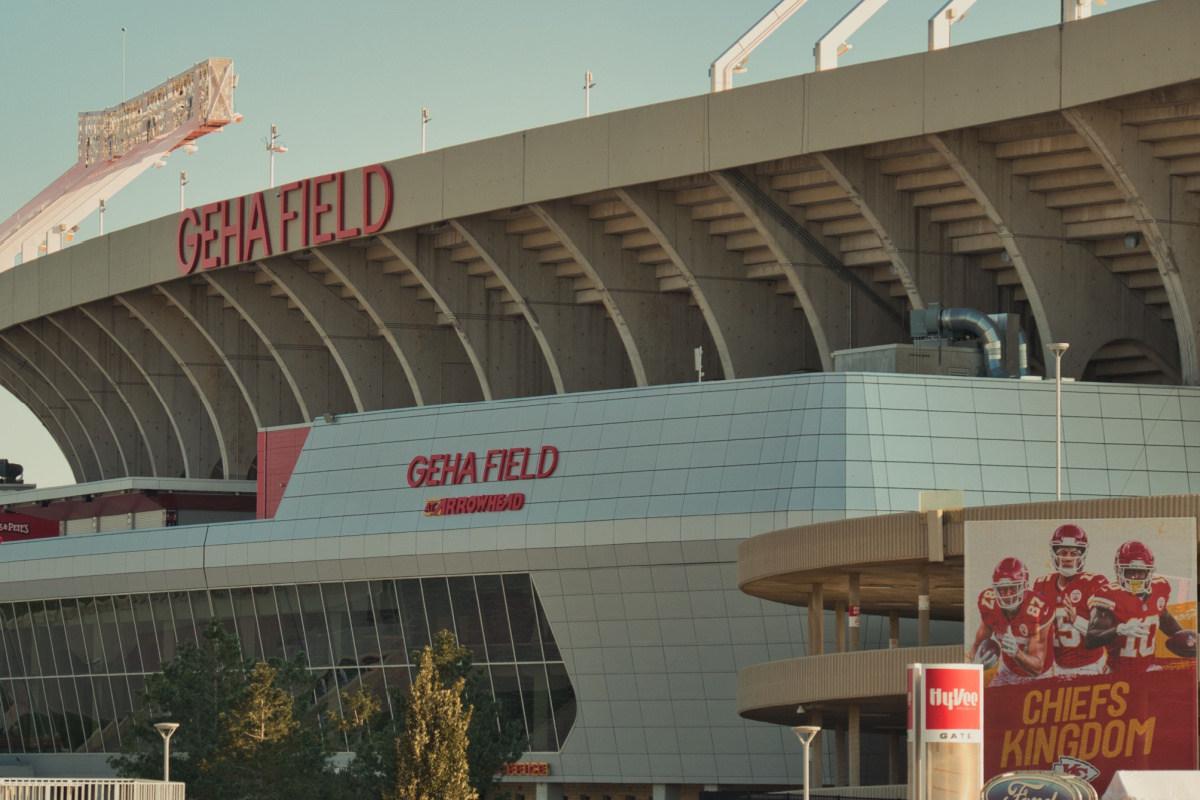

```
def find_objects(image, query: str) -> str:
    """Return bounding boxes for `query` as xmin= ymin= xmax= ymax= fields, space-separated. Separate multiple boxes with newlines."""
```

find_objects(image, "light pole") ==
xmin=421 ymin=108 xmax=432 ymax=153
xmin=584 ymin=71 xmax=596 ymax=117
xmin=179 ymin=171 xmax=188 ymax=211
xmin=265 ymin=124 xmax=287 ymax=188
xmin=155 ymin=722 xmax=179 ymax=782
xmin=99 ymin=199 xmax=107 ymax=235
xmin=121 ymin=27 xmax=127 ymax=101
xmin=792 ymin=725 xmax=821 ymax=800
xmin=1048 ymin=342 xmax=1070 ymax=500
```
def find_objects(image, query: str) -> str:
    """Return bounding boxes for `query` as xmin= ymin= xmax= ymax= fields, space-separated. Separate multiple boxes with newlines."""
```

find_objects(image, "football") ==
xmin=974 ymin=637 xmax=1001 ymax=668
xmin=1165 ymin=629 xmax=1198 ymax=658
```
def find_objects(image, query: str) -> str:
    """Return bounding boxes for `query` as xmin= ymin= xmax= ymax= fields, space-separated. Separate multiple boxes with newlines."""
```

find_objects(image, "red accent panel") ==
xmin=257 ymin=426 xmax=311 ymax=519
xmin=0 ymin=511 xmax=59 ymax=542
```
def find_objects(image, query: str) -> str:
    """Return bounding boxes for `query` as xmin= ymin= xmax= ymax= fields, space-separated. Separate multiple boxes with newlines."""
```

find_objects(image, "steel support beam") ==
xmin=0 ymin=360 xmax=85 ymax=482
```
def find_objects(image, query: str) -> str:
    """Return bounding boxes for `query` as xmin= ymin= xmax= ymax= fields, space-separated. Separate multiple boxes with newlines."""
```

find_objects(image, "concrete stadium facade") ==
xmin=1 ymin=1 xmax=1200 ymax=796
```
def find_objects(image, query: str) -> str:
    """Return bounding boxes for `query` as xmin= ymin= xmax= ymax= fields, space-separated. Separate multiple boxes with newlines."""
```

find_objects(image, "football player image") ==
xmin=971 ymin=556 xmax=1054 ymax=684
xmin=1087 ymin=540 xmax=1199 ymax=675
xmin=1031 ymin=524 xmax=1108 ymax=676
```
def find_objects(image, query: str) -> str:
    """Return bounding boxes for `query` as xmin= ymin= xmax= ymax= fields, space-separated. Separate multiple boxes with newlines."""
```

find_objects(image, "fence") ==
xmin=0 ymin=779 xmax=185 ymax=800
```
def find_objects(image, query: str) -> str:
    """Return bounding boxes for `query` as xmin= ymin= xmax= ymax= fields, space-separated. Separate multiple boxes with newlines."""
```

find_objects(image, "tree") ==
xmin=390 ymin=643 xmax=476 ymax=800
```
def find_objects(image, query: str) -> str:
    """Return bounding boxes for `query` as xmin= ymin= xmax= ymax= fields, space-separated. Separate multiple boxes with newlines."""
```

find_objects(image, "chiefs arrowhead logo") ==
xmin=1051 ymin=756 xmax=1100 ymax=783
xmin=1158 ymin=596 xmax=1166 ymax=611
xmin=1019 ymin=624 xmax=1028 ymax=636
xmin=1069 ymin=589 xmax=1082 ymax=604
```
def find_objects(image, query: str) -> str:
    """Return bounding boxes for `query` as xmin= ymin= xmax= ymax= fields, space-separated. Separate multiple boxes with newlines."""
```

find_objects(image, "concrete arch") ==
xmin=256 ymin=257 xmax=413 ymax=413
xmin=1063 ymin=104 xmax=1200 ymax=385
xmin=48 ymin=310 xmax=187 ymax=479
xmin=0 ymin=332 xmax=109 ymax=481
xmin=117 ymin=291 xmax=255 ymax=479
xmin=1080 ymin=338 xmax=1182 ymax=384
xmin=617 ymin=182 xmax=809 ymax=379
xmin=451 ymin=215 xmax=627 ymax=394
xmin=21 ymin=319 xmax=153 ymax=477
xmin=81 ymin=301 xmax=219 ymax=480
xmin=158 ymin=279 xmax=302 ymax=430
xmin=202 ymin=268 xmax=358 ymax=422
xmin=530 ymin=199 xmax=702 ymax=387
xmin=0 ymin=365 xmax=85 ymax=483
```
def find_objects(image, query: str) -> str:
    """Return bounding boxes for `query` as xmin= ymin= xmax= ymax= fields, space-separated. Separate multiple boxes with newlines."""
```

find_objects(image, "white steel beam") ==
xmin=710 ymin=0 xmax=811 ymax=93
xmin=815 ymin=0 xmax=891 ymax=72
xmin=929 ymin=0 xmax=979 ymax=51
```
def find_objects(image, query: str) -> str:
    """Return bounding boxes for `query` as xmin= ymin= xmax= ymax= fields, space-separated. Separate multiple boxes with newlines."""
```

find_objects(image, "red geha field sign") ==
xmin=924 ymin=666 xmax=983 ymax=733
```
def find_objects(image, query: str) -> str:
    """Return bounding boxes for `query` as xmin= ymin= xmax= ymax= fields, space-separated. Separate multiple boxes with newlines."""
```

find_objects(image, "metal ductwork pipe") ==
xmin=938 ymin=307 xmax=1007 ymax=378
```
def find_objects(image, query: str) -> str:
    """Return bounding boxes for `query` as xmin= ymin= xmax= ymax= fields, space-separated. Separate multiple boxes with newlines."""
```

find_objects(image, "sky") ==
xmin=0 ymin=0 xmax=1156 ymax=489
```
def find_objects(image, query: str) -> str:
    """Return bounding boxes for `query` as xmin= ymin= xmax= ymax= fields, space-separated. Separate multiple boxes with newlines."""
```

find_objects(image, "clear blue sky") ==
xmin=0 ymin=0 xmax=1155 ymax=488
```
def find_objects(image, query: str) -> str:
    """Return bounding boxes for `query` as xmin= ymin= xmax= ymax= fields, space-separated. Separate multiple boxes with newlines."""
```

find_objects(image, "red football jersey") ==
xmin=1088 ymin=577 xmax=1173 ymax=675
xmin=978 ymin=587 xmax=1053 ymax=676
xmin=1032 ymin=572 xmax=1108 ymax=668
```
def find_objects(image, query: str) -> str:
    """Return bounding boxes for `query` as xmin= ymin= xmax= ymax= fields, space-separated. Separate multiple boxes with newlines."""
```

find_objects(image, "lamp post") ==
xmin=421 ymin=108 xmax=432 ymax=153
xmin=265 ymin=124 xmax=287 ymax=188
xmin=792 ymin=725 xmax=821 ymax=800
xmin=179 ymin=171 xmax=188 ymax=211
xmin=584 ymin=71 xmax=596 ymax=117
xmin=1048 ymin=342 xmax=1070 ymax=500
xmin=154 ymin=722 xmax=179 ymax=782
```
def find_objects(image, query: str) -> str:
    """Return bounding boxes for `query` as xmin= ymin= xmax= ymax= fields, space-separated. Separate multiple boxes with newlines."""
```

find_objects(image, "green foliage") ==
xmin=390 ymin=644 xmax=476 ymax=800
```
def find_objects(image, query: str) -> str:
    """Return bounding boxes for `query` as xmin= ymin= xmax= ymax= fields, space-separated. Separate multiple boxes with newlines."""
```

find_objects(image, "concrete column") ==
xmin=809 ymin=583 xmax=824 ymax=656
xmin=918 ymin=567 xmax=931 ymax=647
xmin=889 ymin=610 xmax=900 ymax=649
xmin=834 ymin=600 xmax=846 ymax=653
xmin=652 ymin=786 xmax=680 ymax=800
xmin=536 ymin=784 xmax=564 ymax=800
xmin=809 ymin=709 xmax=824 ymax=789
xmin=889 ymin=730 xmax=902 ymax=785
xmin=835 ymin=722 xmax=848 ymax=787
xmin=848 ymin=573 xmax=861 ymax=652
xmin=848 ymin=705 xmax=861 ymax=787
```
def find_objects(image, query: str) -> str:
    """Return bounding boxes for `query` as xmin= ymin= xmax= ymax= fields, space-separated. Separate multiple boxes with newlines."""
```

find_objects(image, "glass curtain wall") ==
xmin=0 ymin=573 xmax=576 ymax=755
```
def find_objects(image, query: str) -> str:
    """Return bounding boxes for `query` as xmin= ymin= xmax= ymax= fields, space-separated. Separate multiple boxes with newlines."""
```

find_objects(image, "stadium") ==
xmin=0 ymin=0 xmax=1199 ymax=797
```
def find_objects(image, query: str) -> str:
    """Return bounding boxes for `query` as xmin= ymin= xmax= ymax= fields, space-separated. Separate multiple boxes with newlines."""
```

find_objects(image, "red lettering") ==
xmin=503 ymin=448 xmax=523 ymax=481
xmin=176 ymin=209 xmax=201 ymax=274
xmin=311 ymin=174 xmax=336 ymax=245
xmin=335 ymin=171 xmax=361 ymax=239
xmin=362 ymin=164 xmax=393 ymax=234
xmin=536 ymin=445 xmax=559 ymax=478
xmin=442 ymin=453 xmax=462 ymax=485
xmin=518 ymin=447 xmax=536 ymax=480
xmin=199 ymin=203 xmax=221 ymax=270
xmin=426 ymin=454 xmax=443 ymax=487
xmin=497 ymin=495 xmax=512 ymax=512
xmin=483 ymin=450 xmax=502 ymax=482
xmin=406 ymin=456 xmax=428 ymax=488
xmin=220 ymin=199 xmax=242 ymax=266
xmin=510 ymin=493 xmax=525 ymax=510
xmin=244 ymin=192 xmax=273 ymax=259
xmin=457 ymin=452 xmax=476 ymax=484
xmin=487 ymin=495 xmax=501 ymax=512
xmin=279 ymin=181 xmax=304 ymax=250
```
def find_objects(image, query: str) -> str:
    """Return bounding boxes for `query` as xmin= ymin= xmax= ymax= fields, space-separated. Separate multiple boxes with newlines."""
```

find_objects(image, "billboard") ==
xmin=965 ymin=517 xmax=1198 ymax=793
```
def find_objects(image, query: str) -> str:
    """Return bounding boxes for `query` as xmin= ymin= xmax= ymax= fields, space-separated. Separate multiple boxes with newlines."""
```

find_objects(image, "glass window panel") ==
xmin=345 ymin=582 xmax=381 ymax=668
xmin=59 ymin=598 xmax=90 ymax=676
xmin=125 ymin=674 xmax=145 ymax=714
xmin=188 ymin=590 xmax=214 ymax=628
xmin=251 ymin=587 xmax=285 ymax=662
xmin=546 ymin=663 xmax=577 ymax=747
xmin=447 ymin=577 xmax=486 ymax=662
xmin=29 ymin=677 xmax=57 ymax=752
xmin=53 ymin=677 xmax=79 ymax=753
xmin=420 ymin=578 xmax=455 ymax=645
xmin=0 ymin=679 xmax=15 ymax=753
xmin=533 ymin=592 xmax=561 ymax=662
xmin=297 ymin=585 xmax=333 ymax=668
xmin=11 ymin=678 xmax=37 ymax=753
xmin=28 ymin=602 xmax=57 ymax=677
xmin=517 ymin=664 xmax=556 ymax=751
xmin=112 ymin=596 xmax=142 ymax=673
xmin=487 ymin=665 xmax=527 ymax=741
xmin=168 ymin=593 xmax=197 ymax=650
xmin=94 ymin=676 xmax=121 ymax=752
xmin=474 ymin=575 xmax=514 ymax=663
xmin=381 ymin=667 xmax=409 ymax=717
xmin=397 ymin=580 xmax=429 ymax=658
xmin=501 ymin=574 xmax=544 ymax=662
xmin=208 ymin=589 xmax=239 ymax=641
xmin=79 ymin=598 xmax=110 ymax=676
xmin=149 ymin=594 xmax=178 ymax=664
xmin=322 ymin=584 xmax=357 ymax=669
xmin=130 ymin=595 xmax=160 ymax=673
xmin=0 ymin=604 xmax=26 ymax=678
xmin=356 ymin=667 xmax=388 ymax=713
xmin=230 ymin=587 xmax=262 ymax=661
xmin=73 ymin=676 xmax=99 ymax=754
xmin=274 ymin=586 xmax=308 ymax=661
xmin=44 ymin=601 xmax=75 ymax=677
xmin=370 ymin=581 xmax=406 ymax=668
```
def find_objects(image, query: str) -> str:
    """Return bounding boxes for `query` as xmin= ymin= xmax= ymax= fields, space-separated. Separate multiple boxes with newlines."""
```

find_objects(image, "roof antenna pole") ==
xmin=710 ymin=0 xmax=811 ymax=93
xmin=929 ymin=0 xmax=980 ymax=51
xmin=814 ymin=0 xmax=891 ymax=72
xmin=1063 ymin=0 xmax=1104 ymax=23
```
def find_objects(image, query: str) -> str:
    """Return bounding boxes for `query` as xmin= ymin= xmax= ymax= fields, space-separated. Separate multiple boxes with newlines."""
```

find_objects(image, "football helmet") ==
xmin=1050 ymin=523 xmax=1089 ymax=577
xmin=993 ymin=557 xmax=1029 ymax=611
xmin=1114 ymin=540 xmax=1155 ymax=598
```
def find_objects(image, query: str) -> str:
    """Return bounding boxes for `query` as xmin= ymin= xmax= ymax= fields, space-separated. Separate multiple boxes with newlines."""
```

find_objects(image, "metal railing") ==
xmin=0 ymin=779 xmax=184 ymax=800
